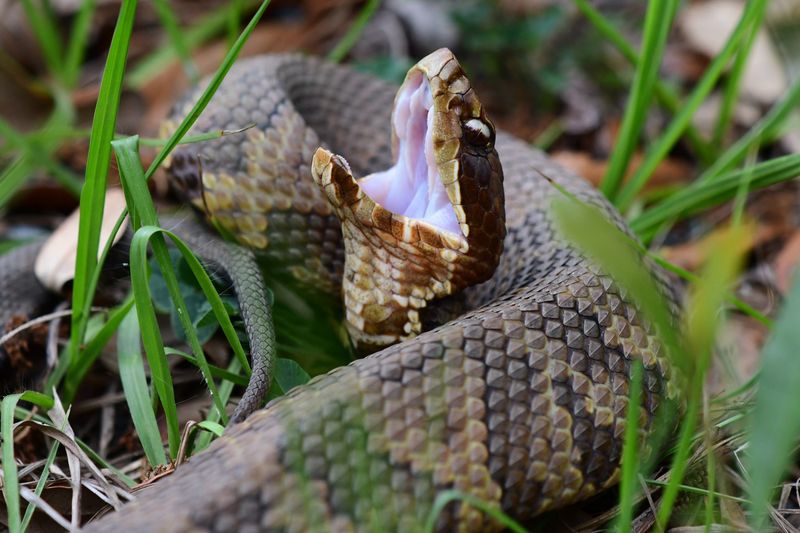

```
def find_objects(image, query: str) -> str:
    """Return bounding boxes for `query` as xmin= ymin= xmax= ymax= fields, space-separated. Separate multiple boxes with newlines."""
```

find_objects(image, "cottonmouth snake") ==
xmin=1 ymin=49 xmax=680 ymax=530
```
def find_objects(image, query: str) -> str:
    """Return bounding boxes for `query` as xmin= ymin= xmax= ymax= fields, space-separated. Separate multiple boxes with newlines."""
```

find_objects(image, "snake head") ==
xmin=312 ymin=48 xmax=506 ymax=349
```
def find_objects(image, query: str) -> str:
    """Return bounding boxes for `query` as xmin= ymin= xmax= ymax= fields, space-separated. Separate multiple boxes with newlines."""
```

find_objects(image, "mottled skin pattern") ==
xmin=165 ymin=54 xmax=395 ymax=293
xmin=78 ymin=51 xmax=680 ymax=531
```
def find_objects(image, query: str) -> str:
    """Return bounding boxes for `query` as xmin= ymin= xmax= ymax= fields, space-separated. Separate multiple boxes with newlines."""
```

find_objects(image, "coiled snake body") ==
xmin=7 ymin=50 xmax=679 ymax=531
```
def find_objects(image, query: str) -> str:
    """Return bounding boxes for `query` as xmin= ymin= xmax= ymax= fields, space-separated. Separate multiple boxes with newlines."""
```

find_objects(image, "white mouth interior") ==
xmin=358 ymin=73 xmax=461 ymax=236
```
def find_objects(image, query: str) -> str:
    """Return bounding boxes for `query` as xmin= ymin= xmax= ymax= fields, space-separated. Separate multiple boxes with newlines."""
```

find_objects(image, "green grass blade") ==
xmin=0 ymin=117 xmax=26 ymax=149
xmin=327 ymin=0 xmax=381 ymax=63
xmin=702 ymin=396 xmax=716 ymax=528
xmin=115 ymin=134 xmax=249 ymax=369
xmin=129 ymin=224 xmax=248 ymax=430
xmin=19 ymin=0 xmax=64 ymax=83
xmin=645 ymin=479 xmax=749 ymax=504
xmin=0 ymin=155 xmax=32 ymax=209
xmin=64 ymin=0 xmax=97 ymax=88
xmin=195 ymin=358 xmax=240 ymax=451
xmin=127 ymin=1 xmax=255 ymax=89
xmin=1 ymin=393 xmax=23 ymax=533
xmin=746 ymin=272 xmax=800 ymax=528
xmin=52 ymin=207 xmax=129 ymax=395
xmin=649 ymin=253 xmax=771 ymax=326
xmin=226 ymin=0 xmax=245 ymax=45
xmin=600 ymin=0 xmax=676 ymax=200
xmin=165 ymin=348 xmax=249 ymax=386
xmin=64 ymin=300 xmax=135 ymax=402
xmin=423 ymin=490 xmax=528 ymax=533
xmin=117 ymin=305 xmax=168 ymax=466
xmin=616 ymin=359 xmax=644 ymax=532
xmin=115 ymin=134 xmax=230 ymax=450
xmin=0 ymin=94 xmax=81 ymax=203
xmin=138 ymin=127 xmax=250 ymax=146
xmin=711 ymin=2 xmax=767 ymax=147
xmin=571 ymin=0 xmax=712 ymax=163
xmin=127 ymin=228 xmax=182 ymax=457
xmin=730 ymin=148 xmax=758 ymax=227
xmin=615 ymin=0 xmax=767 ymax=211
xmin=698 ymin=75 xmax=800 ymax=183
xmin=655 ymin=225 xmax=749 ymax=531
xmin=20 ymin=439 xmax=60 ymax=531
xmin=631 ymin=153 xmax=800 ymax=241
xmin=151 ymin=0 xmax=199 ymax=82
xmin=197 ymin=420 xmax=225 ymax=437
xmin=39 ymin=160 xmax=83 ymax=197
xmin=144 ymin=0 xmax=272 ymax=180
xmin=67 ymin=0 xmax=138 ymax=399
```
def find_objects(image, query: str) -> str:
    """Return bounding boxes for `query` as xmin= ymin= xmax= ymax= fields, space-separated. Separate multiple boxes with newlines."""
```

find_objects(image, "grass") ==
xmin=65 ymin=0 xmax=138 ymax=419
xmin=571 ymin=0 xmax=713 ymax=164
xmin=424 ymin=490 xmax=528 ymax=533
xmin=2 ymin=0 xmax=800 ymax=531
xmin=613 ymin=0 xmax=770 ymax=211
xmin=2 ymin=394 xmax=24 ymax=532
xmin=656 ymin=225 xmax=751 ymax=532
xmin=327 ymin=0 xmax=381 ymax=63
xmin=599 ymin=0 xmax=677 ymax=200
xmin=151 ymin=0 xmax=198 ymax=83
xmin=117 ymin=305 xmax=167 ymax=466
xmin=617 ymin=359 xmax=644 ymax=532
xmin=746 ymin=270 xmax=800 ymax=529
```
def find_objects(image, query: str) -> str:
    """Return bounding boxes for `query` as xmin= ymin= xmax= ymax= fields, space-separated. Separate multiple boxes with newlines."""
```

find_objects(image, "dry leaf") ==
xmin=662 ymin=223 xmax=785 ymax=272
xmin=34 ymin=189 xmax=128 ymax=293
xmin=551 ymin=150 xmax=692 ymax=190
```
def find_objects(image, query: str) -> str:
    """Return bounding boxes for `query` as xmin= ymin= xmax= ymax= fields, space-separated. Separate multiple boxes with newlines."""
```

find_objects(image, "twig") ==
xmin=0 ymin=307 xmax=106 ymax=347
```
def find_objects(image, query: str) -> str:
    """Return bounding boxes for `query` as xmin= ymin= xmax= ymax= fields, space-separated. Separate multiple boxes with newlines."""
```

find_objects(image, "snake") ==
xmin=0 ymin=49 xmax=680 ymax=531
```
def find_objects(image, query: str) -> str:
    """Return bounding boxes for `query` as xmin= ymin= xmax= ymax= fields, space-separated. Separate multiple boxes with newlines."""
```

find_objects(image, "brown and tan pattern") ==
xmin=75 ymin=50 xmax=680 ymax=531
xmin=310 ymin=50 xmax=504 ymax=348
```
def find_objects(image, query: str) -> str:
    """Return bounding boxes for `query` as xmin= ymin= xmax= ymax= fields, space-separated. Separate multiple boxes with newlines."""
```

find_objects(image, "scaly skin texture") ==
xmin=164 ymin=219 xmax=277 ymax=423
xmin=77 ymin=51 xmax=681 ymax=531
xmin=0 ymin=242 xmax=50 ymax=385
xmin=0 ymin=242 xmax=48 ymax=333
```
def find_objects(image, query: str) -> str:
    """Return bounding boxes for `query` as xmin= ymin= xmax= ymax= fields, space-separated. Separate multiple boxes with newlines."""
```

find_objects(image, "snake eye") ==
xmin=463 ymin=118 xmax=495 ymax=149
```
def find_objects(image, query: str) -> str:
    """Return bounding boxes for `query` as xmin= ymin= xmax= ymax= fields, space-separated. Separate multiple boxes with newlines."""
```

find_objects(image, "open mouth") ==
xmin=310 ymin=48 xmax=506 ymax=347
xmin=357 ymin=72 xmax=461 ymax=237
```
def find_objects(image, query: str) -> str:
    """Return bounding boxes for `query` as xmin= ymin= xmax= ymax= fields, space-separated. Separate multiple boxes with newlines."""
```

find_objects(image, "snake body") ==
xmin=0 ymin=242 xmax=49 ymax=388
xmin=10 ymin=51 xmax=679 ymax=530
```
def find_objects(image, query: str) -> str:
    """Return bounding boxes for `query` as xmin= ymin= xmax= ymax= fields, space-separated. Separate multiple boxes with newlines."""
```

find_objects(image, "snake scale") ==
xmin=2 ymin=49 xmax=680 ymax=531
